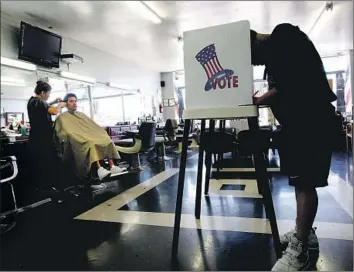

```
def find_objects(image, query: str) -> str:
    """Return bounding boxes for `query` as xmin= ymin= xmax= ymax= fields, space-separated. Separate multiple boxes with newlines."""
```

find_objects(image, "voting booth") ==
xmin=171 ymin=20 xmax=282 ymax=260
xmin=183 ymin=20 xmax=256 ymax=119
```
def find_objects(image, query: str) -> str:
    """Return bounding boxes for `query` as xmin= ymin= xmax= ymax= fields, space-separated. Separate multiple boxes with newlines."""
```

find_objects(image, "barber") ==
xmin=250 ymin=24 xmax=337 ymax=271
xmin=27 ymin=81 xmax=66 ymax=190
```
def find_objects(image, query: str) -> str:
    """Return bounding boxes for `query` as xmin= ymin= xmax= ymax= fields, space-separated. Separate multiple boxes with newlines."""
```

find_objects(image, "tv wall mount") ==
xmin=60 ymin=54 xmax=84 ymax=64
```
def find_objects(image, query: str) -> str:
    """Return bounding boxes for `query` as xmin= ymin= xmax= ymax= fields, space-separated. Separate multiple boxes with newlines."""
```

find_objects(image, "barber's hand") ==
xmin=59 ymin=102 xmax=67 ymax=108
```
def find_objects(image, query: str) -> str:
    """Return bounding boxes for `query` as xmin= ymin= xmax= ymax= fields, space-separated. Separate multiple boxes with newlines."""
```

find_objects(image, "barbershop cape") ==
xmin=54 ymin=111 xmax=120 ymax=179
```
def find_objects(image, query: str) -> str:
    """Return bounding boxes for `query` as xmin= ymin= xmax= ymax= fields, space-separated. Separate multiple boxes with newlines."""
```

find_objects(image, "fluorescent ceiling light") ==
xmin=1 ymin=56 xmax=37 ymax=71
xmin=107 ymin=82 xmax=133 ymax=90
xmin=61 ymin=1 xmax=93 ymax=16
xmin=124 ymin=1 xmax=162 ymax=24
xmin=309 ymin=2 xmax=335 ymax=39
xmin=1 ymin=82 xmax=26 ymax=87
xmin=59 ymin=71 xmax=96 ymax=84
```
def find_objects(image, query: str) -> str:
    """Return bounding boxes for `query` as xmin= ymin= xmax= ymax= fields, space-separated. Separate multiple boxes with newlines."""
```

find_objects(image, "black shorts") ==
xmin=277 ymin=127 xmax=334 ymax=189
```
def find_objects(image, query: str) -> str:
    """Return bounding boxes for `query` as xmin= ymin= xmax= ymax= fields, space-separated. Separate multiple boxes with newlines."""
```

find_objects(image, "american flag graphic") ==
xmin=196 ymin=44 xmax=226 ymax=79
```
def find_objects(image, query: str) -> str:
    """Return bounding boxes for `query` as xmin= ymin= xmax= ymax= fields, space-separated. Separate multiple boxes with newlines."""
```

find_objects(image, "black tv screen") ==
xmin=18 ymin=21 xmax=62 ymax=68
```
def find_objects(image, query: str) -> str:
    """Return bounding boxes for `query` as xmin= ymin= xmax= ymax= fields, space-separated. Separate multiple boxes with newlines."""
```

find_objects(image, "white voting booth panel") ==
xmin=183 ymin=20 xmax=257 ymax=119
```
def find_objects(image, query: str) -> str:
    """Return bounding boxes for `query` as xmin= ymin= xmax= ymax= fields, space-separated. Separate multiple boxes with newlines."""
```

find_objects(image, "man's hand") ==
xmin=253 ymin=88 xmax=278 ymax=105
xmin=253 ymin=95 xmax=261 ymax=105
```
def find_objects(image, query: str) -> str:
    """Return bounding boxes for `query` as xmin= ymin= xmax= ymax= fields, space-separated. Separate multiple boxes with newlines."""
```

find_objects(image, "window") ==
xmin=93 ymin=96 xmax=124 ymax=126
xmin=322 ymin=55 xmax=348 ymax=73
xmin=124 ymin=94 xmax=142 ymax=123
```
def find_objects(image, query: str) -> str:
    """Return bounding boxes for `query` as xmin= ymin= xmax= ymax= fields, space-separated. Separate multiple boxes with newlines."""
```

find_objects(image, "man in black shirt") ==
xmin=250 ymin=24 xmax=337 ymax=271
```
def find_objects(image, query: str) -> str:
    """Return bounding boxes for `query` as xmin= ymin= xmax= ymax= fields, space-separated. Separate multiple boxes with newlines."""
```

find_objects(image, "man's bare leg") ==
xmin=108 ymin=159 xmax=115 ymax=169
xmin=272 ymin=185 xmax=318 ymax=271
xmin=96 ymin=161 xmax=101 ymax=168
xmin=295 ymin=186 xmax=318 ymax=243
xmin=110 ymin=159 xmax=127 ymax=175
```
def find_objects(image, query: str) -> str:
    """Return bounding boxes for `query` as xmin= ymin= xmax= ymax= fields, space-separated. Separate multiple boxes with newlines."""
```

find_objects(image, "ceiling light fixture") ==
xmin=308 ymin=2 xmax=334 ymax=39
xmin=107 ymin=82 xmax=133 ymax=90
xmin=1 ymin=56 xmax=37 ymax=71
xmin=59 ymin=71 xmax=96 ymax=84
xmin=124 ymin=1 xmax=162 ymax=24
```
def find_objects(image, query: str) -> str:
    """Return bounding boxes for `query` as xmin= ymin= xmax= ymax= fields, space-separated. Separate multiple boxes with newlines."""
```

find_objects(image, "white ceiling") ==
xmin=1 ymin=1 xmax=353 ymax=72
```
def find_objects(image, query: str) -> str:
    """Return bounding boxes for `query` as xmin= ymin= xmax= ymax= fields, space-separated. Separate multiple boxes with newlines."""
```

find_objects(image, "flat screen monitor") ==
xmin=18 ymin=21 xmax=62 ymax=68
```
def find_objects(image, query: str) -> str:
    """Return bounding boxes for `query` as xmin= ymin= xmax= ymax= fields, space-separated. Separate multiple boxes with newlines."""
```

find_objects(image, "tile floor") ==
xmin=0 ymin=150 xmax=353 ymax=271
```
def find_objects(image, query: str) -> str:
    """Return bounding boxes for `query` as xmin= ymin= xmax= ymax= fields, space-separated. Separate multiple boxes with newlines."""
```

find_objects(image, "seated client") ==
xmin=54 ymin=93 xmax=126 ymax=181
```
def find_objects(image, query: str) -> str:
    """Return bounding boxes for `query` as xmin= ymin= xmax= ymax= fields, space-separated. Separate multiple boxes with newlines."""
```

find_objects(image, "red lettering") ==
xmin=232 ymin=76 xmax=239 ymax=88
xmin=211 ymin=78 xmax=218 ymax=89
xmin=218 ymin=78 xmax=226 ymax=89
xmin=210 ymin=76 xmax=238 ymax=90
xmin=227 ymin=77 xmax=231 ymax=88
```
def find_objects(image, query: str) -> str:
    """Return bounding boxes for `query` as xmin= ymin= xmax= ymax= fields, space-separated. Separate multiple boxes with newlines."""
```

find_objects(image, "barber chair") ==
xmin=270 ymin=126 xmax=282 ymax=155
xmin=156 ymin=119 xmax=179 ymax=148
xmin=236 ymin=129 xmax=273 ymax=187
xmin=116 ymin=122 xmax=157 ymax=170
xmin=0 ymin=156 xmax=51 ymax=234
xmin=237 ymin=129 xmax=271 ymax=159
xmin=158 ymin=119 xmax=196 ymax=154
xmin=202 ymin=131 xmax=237 ymax=188
xmin=212 ymin=120 xmax=237 ymax=165
xmin=53 ymin=124 xmax=105 ymax=194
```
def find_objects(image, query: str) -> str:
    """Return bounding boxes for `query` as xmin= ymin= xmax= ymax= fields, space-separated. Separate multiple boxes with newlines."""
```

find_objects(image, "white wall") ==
xmin=1 ymin=21 xmax=160 ymax=93
xmin=1 ymin=15 xmax=161 ymax=124
xmin=160 ymin=72 xmax=178 ymax=120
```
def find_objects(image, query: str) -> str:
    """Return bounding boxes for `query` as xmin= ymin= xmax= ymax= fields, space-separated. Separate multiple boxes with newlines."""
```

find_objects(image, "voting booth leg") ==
xmin=204 ymin=120 xmax=215 ymax=195
xmin=172 ymin=119 xmax=191 ymax=257
xmin=204 ymin=153 xmax=212 ymax=195
xmin=247 ymin=118 xmax=264 ymax=195
xmin=248 ymin=117 xmax=282 ymax=258
xmin=195 ymin=119 xmax=206 ymax=219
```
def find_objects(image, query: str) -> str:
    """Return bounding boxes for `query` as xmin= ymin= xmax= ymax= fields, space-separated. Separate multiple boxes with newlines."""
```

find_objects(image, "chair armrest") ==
xmin=1 ymin=156 xmax=18 ymax=183
xmin=124 ymin=131 xmax=140 ymax=138
xmin=0 ymin=156 xmax=17 ymax=163
xmin=123 ymin=131 xmax=143 ymax=141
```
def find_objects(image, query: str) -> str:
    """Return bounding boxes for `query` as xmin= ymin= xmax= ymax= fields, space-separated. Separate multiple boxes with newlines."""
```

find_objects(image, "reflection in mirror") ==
xmin=5 ymin=112 xmax=24 ymax=125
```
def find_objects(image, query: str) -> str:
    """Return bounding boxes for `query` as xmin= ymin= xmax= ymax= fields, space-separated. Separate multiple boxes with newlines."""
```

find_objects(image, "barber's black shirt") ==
xmin=27 ymin=96 xmax=53 ymax=146
xmin=266 ymin=24 xmax=337 ymax=127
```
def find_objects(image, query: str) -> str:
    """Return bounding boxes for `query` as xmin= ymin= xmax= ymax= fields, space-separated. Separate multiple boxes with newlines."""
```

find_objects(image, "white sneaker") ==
xmin=90 ymin=183 xmax=107 ymax=191
xmin=97 ymin=167 xmax=111 ymax=181
xmin=272 ymin=233 xmax=311 ymax=271
xmin=110 ymin=165 xmax=127 ymax=176
xmin=280 ymin=227 xmax=319 ymax=256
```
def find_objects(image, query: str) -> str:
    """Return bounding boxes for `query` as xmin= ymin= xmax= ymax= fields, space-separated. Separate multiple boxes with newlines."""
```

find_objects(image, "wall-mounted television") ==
xmin=18 ymin=21 xmax=62 ymax=68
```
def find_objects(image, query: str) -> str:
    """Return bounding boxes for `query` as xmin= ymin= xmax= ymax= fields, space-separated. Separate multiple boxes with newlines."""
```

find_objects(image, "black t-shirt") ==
xmin=27 ymin=96 xmax=53 ymax=145
xmin=266 ymin=23 xmax=337 ymax=126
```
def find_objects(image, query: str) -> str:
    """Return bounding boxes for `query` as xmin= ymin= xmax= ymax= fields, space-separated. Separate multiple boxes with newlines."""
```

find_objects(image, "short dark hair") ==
xmin=250 ymin=30 xmax=258 ymax=43
xmin=34 ymin=80 xmax=51 ymax=95
xmin=250 ymin=30 xmax=268 ymax=66
xmin=63 ymin=93 xmax=77 ymax=102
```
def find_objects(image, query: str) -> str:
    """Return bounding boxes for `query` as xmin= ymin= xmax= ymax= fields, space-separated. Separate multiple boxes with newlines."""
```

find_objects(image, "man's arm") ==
xmin=48 ymin=102 xmax=66 ymax=115
xmin=253 ymin=88 xmax=277 ymax=105
xmin=48 ymin=98 xmax=63 ymax=106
